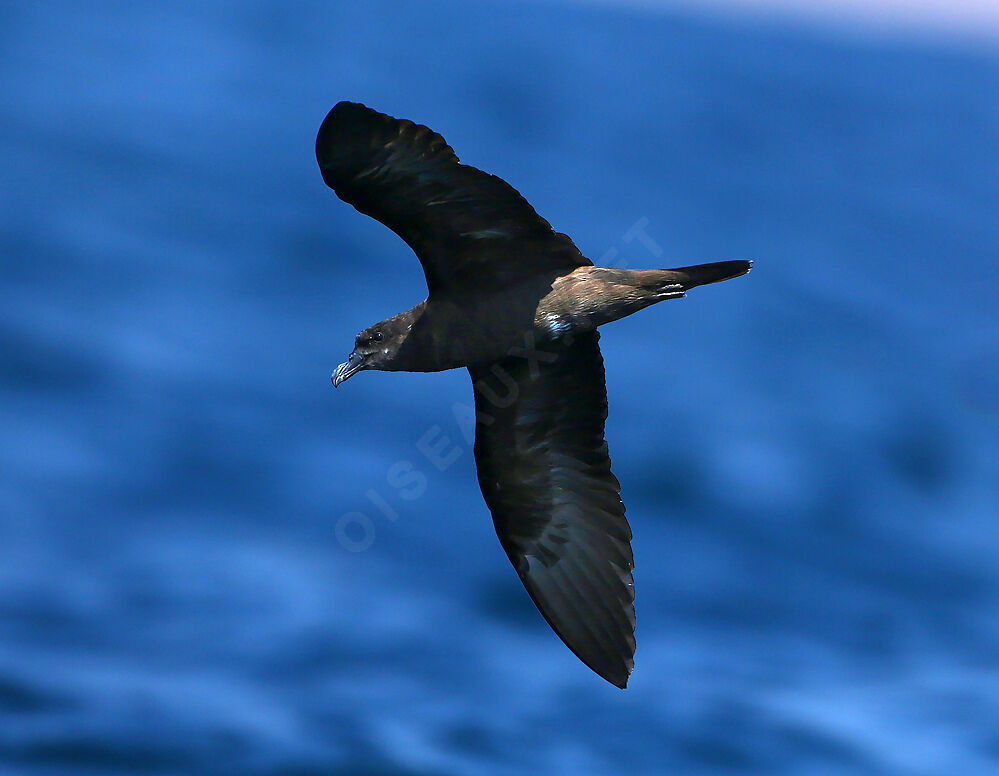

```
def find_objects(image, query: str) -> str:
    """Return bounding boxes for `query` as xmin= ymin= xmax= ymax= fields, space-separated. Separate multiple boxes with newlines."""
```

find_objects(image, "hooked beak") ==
xmin=331 ymin=351 xmax=368 ymax=387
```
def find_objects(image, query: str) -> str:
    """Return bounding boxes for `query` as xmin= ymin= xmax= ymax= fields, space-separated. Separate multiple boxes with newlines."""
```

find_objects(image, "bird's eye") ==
xmin=372 ymin=331 xmax=384 ymax=342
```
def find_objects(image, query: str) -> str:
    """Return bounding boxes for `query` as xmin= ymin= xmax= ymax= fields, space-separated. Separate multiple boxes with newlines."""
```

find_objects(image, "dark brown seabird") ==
xmin=317 ymin=102 xmax=750 ymax=688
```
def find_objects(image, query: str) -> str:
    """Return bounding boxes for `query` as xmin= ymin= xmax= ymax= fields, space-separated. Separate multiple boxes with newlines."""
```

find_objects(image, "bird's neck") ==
xmin=382 ymin=300 xmax=464 ymax=373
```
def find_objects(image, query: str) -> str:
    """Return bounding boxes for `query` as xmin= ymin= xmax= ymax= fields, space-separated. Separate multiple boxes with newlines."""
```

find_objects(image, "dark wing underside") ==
xmin=316 ymin=102 xmax=589 ymax=296
xmin=469 ymin=331 xmax=635 ymax=688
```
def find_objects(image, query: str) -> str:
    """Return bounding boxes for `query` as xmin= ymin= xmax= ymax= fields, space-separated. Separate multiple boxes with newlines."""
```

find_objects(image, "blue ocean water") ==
xmin=1 ymin=1 xmax=998 ymax=773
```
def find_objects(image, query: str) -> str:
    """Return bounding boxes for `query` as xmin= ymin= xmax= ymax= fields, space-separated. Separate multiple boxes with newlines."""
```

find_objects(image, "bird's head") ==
xmin=332 ymin=311 xmax=416 ymax=387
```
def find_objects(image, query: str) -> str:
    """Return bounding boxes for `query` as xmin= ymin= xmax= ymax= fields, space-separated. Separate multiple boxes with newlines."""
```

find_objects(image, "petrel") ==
xmin=318 ymin=102 xmax=750 ymax=688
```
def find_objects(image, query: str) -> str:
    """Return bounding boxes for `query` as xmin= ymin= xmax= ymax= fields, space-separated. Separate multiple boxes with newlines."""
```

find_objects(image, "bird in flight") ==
xmin=317 ymin=102 xmax=750 ymax=688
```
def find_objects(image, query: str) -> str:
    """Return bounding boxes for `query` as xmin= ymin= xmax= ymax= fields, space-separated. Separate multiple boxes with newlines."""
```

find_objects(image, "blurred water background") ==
xmin=1 ymin=1 xmax=998 ymax=773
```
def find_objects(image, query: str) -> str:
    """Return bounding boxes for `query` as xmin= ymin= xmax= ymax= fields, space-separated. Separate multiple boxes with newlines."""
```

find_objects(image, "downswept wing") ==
xmin=469 ymin=331 xmax=635 ymax=688
xmin=316 ymin=102 xmax=589 ymax=296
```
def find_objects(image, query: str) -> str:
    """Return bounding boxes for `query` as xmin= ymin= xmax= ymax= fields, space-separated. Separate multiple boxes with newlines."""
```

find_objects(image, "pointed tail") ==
xmin=658 ymin=260 xmax=752 ymax=291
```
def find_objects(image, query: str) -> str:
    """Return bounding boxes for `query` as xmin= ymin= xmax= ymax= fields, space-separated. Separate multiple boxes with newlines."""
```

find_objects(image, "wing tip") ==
xmin=593 ymin=634 xmax=635 ymax=689
xmin=316 ymin=101 xmax=458 ymax=192
xmin=604 ymin=661 xmax=634 ymax=689
xmin=316 ymin=101 xmax=382 ymax=172
xmin=324 ymin=100 xmax=379 ymax=129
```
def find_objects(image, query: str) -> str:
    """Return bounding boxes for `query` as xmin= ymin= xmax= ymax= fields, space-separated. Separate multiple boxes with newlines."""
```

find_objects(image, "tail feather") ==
xmin=659 ymin=260 xmax=752 ymax=291
xmin=570 ymin=260 xmax=751 ymax=328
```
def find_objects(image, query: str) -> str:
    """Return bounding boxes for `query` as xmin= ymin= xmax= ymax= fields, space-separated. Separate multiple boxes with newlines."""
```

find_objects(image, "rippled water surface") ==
xmin=2 ymin=1 xmax=998 ymax=773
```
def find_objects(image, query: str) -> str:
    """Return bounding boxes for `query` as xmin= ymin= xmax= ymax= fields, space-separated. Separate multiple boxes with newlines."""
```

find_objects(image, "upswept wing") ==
xmin=316 ymin=102 xmax=589 ymax=296
xmin=469 ymin=331 xmax=635 ymax=687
